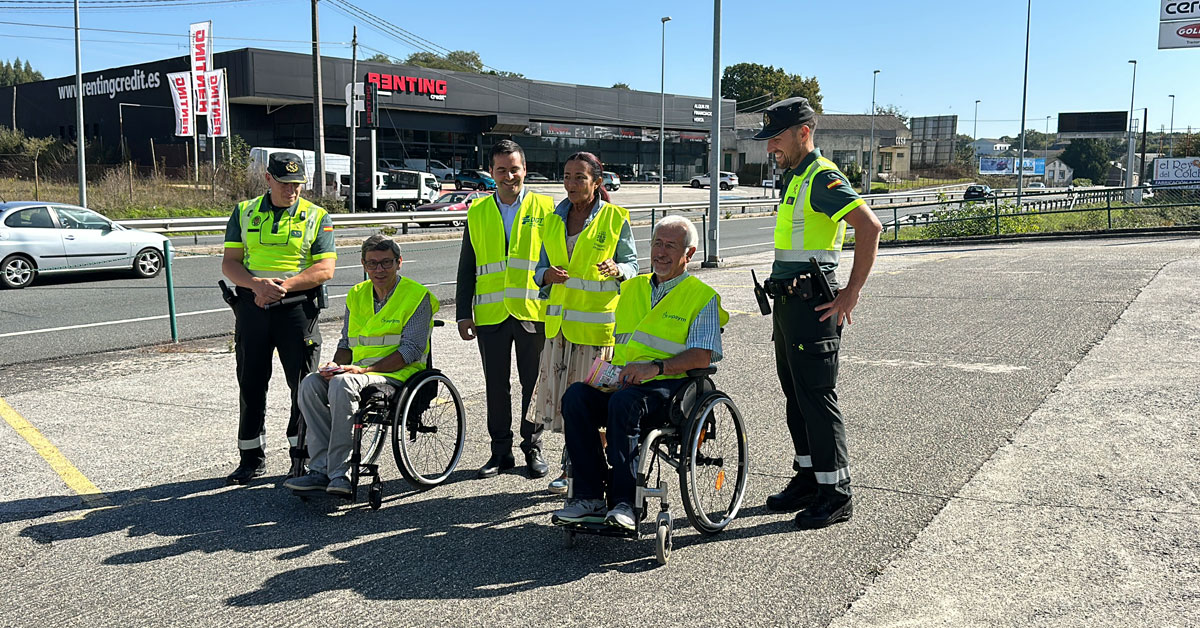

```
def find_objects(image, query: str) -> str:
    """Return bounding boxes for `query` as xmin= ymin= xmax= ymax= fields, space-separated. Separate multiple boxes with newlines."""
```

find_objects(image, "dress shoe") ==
xmin=766 ymin=473 xmax=819 ymax=512
xmin=225 ymin=459 xmax=266 ymax=485
xmin=477 ymin=453 xmax=516 ymax=478
xmin=794 ymin=496 xmax=853 ymax=529
xmin=525 ymin=449 xmax=549 ymax=479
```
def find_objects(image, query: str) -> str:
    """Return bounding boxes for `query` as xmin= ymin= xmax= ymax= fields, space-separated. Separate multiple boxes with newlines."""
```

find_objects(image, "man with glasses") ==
xmin=286 ymin=235 xmax=436 ymax=496
xmin=220 ymin=152 xmax=337 ymax=485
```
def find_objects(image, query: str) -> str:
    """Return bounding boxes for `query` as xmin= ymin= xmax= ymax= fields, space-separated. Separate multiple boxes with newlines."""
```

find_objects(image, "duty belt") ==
xmin=763 ymin=275 xmax=820 ymax=300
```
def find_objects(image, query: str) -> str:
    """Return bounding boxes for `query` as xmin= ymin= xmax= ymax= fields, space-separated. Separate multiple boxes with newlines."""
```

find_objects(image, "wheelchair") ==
xmin=294 ymin=320 xmax=467 ymax=510
xmin=559 ymin=366 xmax=749 ymax=565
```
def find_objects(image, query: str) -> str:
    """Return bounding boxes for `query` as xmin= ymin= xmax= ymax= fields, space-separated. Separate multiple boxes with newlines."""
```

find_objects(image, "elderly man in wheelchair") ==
xmin=552 ymin=216 xmax=748 ymax=560
xmin=285 ymin=235 xmax=465 ymax=506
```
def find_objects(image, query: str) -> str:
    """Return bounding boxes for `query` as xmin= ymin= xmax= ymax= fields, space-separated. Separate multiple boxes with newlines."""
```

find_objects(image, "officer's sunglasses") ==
xmin=362 ymin=258 xmax=397 ymax=270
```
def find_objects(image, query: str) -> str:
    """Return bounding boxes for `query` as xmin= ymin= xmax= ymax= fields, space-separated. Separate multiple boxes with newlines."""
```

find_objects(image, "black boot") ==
xmin=766 ymin=473 xmax=819 ymax=512
xmin=226 ymin=459 xmax=266 ymax=485
xmin=477 ymin=453 xmax=516 ymax=478
xmin=794 ymin=496 xmax=853 ymax=529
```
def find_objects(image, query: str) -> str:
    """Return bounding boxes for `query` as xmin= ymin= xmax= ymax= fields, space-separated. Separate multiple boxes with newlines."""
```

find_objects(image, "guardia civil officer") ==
xmin=221 ymin=152 xmax=337 ymax=485
xmin=752 ymin=98 xmax=882 ymax=528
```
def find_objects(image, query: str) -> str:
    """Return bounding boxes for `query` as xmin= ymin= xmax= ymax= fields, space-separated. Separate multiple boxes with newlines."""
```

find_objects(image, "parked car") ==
xmin=963 ymin=184 xmax=996 ymax=200
xmin=0 ymin=201 xmax=168 ymax=289
xmin=691 ymin=171 xmax=738 ymax=190
xmin=602 ymin=171 xmax=621 ymax=191
xmin=413 ymin=190 xmax=491 ymax=227
xmin=454 ymin=169 xmax=496 ymax=190
xmin=639 ymin=171 xmax=663 ymax=182
xmin=609 ymin=165 xmax=635 ymax=181
xmin=525 ymin=172 xmax=550 ymax=182
xmin=1027 ymin=181 xmax=1046 ymax=189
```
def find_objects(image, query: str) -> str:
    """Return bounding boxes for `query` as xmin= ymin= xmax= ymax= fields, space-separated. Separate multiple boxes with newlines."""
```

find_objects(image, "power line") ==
xmin=0 ymin=19 xmax=348 ymax=45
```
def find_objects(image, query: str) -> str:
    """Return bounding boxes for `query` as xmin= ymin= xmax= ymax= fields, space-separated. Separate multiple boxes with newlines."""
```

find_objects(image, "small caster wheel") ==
xmin=655 ymin=512 xmax=673 ymax=565
xmin=368 ymin=485 xmax=382 ymax=510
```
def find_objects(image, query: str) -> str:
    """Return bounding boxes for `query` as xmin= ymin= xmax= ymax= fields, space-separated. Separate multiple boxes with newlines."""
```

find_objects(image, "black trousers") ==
xmin=476 ymin=315 xmax=545 ymax=456
xmin=772 ymin=289 xmax=851 ymax=500
xmin=234 ymin=288 xmax=321 ymax=463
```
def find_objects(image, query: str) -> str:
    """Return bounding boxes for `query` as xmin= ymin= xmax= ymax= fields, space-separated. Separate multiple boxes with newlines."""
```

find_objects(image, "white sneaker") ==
xmin=551 ymin=498 xmax=606 ymax=525
xmin=604 ymin=502 xmax=636 ymax=531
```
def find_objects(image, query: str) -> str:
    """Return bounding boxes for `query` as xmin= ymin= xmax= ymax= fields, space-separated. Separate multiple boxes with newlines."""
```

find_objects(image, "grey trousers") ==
xmin=297 ymin=371 xmax=389 ymax=480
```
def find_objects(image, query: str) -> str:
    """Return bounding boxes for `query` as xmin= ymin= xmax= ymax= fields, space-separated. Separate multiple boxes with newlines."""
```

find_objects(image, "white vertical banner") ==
xmin=189 ymin=21 xmax=212 ymax=115
xmin=166 ymin=71 xmax=194 ymax=136
xmin=205 ymin=69 xmax=228 ymax=137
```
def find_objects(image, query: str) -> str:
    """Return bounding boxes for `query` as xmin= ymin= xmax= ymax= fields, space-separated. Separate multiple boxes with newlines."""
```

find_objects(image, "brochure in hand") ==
xmin=585 ymin=357 xmax=623 ymax=391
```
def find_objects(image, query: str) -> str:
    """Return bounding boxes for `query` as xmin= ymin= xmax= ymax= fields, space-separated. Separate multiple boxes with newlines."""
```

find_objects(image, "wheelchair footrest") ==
xmin=291 ymin=489 xmax=354 ymax=502
xmin=554 ymin=519 xmax=639 ymax=539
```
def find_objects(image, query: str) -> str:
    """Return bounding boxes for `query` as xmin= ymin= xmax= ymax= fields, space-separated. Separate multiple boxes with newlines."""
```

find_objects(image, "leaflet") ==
xmin=585 ymin=357 xmax=622 ymax=391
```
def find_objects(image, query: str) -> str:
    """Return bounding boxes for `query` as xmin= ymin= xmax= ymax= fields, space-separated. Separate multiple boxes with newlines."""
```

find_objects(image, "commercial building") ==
xmin=734 ymin=112 xmax=911 ymax=181
xmin=0 ymin=48 xmax=735 ymax=180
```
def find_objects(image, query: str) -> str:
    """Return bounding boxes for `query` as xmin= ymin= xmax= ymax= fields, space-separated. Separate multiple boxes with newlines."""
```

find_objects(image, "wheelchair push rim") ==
xmin=679 ymin=392 xmax=749 ymax=535
xmin=392 ymin=372 xmax=466 ymax=487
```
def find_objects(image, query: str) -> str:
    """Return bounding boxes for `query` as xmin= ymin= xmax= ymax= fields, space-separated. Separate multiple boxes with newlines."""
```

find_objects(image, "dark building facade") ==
xmin=0 ymin=48 xmax=735 ymax=180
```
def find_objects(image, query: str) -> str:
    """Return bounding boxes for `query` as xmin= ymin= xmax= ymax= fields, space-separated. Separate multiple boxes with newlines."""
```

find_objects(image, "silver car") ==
xmin=0 ymin=201 xmax=169 ymax=289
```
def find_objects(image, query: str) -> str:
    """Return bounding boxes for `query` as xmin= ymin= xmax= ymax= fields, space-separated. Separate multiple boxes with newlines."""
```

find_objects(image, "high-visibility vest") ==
xmin=612 ymin=274 xmax=729 ymax=381
xmin=235 ymin=195 xmax=329 ymax=278
xmin=346 ymin=276 xmax=440 ymax=382
xmin=774 ymin=156 xmax=848 ymax=266
xmin=542 ymin=203 xmax=630 ymax=346
xmin=466 ymin=191 xmax=553 ymax=325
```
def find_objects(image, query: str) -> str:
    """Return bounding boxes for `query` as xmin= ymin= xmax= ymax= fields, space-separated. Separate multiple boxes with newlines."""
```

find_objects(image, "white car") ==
xmin=1 ymin=202 xmax=168 ymax=289
xmin=691 ymin=171 xmax=738 ymax=190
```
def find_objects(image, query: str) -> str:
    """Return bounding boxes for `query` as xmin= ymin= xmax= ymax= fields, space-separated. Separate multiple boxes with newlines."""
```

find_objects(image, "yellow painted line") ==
xmin=0 ymin=397 xmax=110 ymax=506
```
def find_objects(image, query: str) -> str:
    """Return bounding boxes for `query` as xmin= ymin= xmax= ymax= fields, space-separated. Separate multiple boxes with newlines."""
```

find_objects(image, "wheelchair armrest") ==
xmin=432 ymin=319 xmax=445 ymax=328
xmin=685 ymin=366 xmax=717 ymax=378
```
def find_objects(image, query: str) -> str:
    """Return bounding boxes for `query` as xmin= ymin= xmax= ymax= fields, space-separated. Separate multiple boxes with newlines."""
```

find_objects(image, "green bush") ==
xmin=1071 ymin=178 xmax=1093 ymax=187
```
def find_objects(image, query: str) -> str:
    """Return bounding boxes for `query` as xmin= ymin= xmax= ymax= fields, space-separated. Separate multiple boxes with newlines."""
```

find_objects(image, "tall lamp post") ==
xmin=659 ymin=16 xmax=671 ymax=208
xmin=1017 ymin=0 xmax=1031 ymax=206
xmin=1126 ymin=60 xmax=1137 ymax=197
xmin=973 ymin=99 xmax=980 ymax=172
xmin=73 ymin=0 xmax=86 ymax=206
xmin=865 ymin=69 xmax=879 ymax=195
xmin=1169 ymin=94 xmax=1175 ymax=157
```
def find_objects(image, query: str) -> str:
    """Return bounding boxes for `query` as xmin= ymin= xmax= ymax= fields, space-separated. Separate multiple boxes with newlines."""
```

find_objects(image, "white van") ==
xmin=249 ymin=147 xmax=351 ymax=194
xmin=364 ymin=169 xmax=442 ymax=211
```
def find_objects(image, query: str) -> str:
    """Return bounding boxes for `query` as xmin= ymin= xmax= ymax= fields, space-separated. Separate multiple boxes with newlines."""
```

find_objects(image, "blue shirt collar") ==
xmin=651 ymin=270 xmax=690 ymax=293
xmin=495 ymin=187 xmax=527 ymax=211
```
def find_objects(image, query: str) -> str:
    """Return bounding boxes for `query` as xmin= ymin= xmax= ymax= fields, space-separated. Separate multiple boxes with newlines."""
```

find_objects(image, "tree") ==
xmin=611 ymin=82 xmax=631 ymax=90
xmin=1058 ymin=139 xmax=1110 ymax=183
xmin=364 ymin=53 xmax=393 ymax=63
xmin=1014 ymin=128 xmax=1052 ymax=151
xmin=402 ymin=50 xmax=522 ymax=77
xmin=874 ymin=103 xmax=908 ymax=124
xmin=0 ymin=57 xmax=44 ymax=86
xmin=722 ymin=62 xmax=822 ymax=113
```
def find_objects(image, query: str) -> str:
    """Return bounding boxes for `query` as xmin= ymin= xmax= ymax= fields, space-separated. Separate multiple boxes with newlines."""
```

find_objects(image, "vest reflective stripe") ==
xmin=542 ymin=203 xmax=630 ymax=346
xmin=347 ymin=277 xmax=440 ymax=382
xmin=774 ymin=157 xmax=847 ymax=266
xmin=467 ymin=192 xmax=552 ymax=325
xmin=236 ymin=196 xmax=327 ymax=277
xmin=611 ymin=274 xmax=729 ymax=382
xmin=564 ymin=277 xmax=620 ymax=293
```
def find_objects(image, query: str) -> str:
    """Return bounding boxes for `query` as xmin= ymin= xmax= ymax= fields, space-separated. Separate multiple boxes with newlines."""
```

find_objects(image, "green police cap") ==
xmin=267 ymin=152 xmax=308 ymax=183
xmin=753 ymin=97 xmax=817 ymax=141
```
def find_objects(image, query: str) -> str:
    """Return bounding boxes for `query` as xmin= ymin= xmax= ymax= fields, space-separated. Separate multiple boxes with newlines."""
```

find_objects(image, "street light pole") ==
xmin=1017 ymin=0 xmax=1031 ymax=207
xmin=311 ymin=0 xmax=326 ymax=196
xmin=865 ymin=69 xmax=879 ymax=195
xmin=73 ymin=0 xmax=87 ymax=206
xmin=703 ymin=0 xmax=721 ymax=267
xmin=973 ymin=99 xmax=980 ymax=171
xmin=659 ymin=16 xmax=671 ymax=209
xmin=1169 ymin=94 xmax=1175 ymax=157
xmin=1126 ymin=60 xmax=1137 ymax=197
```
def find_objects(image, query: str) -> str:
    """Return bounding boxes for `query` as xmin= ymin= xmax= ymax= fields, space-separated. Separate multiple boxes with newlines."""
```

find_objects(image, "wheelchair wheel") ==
xmin=655 ymin=511 xmax=673 ymax=565
xmin=392 ymin=372 xmax=466 ymax=488
xmin=679 ymin=392 xmax=749 ymax=535
xmin=368 ymin=482 xmax=382 ymax=510
xmin=359 ymin=422 xmax=388 ymax=466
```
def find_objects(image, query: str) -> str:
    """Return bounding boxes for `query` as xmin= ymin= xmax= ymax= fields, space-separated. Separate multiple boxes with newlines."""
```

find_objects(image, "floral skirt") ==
xmin=534 ymin=333 xmax=613 ymax=433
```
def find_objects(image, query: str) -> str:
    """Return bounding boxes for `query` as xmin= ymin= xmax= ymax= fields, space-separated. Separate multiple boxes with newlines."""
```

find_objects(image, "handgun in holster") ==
xmin=218 ymin=280 xmax=238 ymax=310
xmin=808 ymin=257 xmax=836 ymax=303
xmin=316 ymin=284 xmax=329 ymax=309
xmin=750 ymin=269 xmax=772 ymax=315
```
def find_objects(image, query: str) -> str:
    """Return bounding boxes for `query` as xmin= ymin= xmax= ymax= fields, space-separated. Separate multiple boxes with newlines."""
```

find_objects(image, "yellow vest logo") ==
xmin=662 ymin=313 xmax=687 ymax=323
xmin=521 ymin=216 xmax=544 ymax=226
xmin=251 ymin=215 xmax=262 ymax=227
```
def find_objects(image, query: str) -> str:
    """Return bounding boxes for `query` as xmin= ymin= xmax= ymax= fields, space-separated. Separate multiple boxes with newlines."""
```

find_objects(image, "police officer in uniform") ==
xmin=752 ymin=98 xmax=882 ymax=528
xmin=221 ymin=152 xmax=337 ymax=484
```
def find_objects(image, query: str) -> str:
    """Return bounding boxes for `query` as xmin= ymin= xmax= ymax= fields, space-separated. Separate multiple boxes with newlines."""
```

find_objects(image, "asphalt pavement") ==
xmin=1 ymin=235 xmax=1196 ymax=626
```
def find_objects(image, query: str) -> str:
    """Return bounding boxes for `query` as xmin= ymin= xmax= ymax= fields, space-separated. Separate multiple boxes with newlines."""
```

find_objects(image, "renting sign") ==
xmin=204 ymin=69 xmax=228 ymax=137
xmin=190 ymin=21 xmax=212 ymax=114
xmin=167 ymin=71 xmax=193 ymax=136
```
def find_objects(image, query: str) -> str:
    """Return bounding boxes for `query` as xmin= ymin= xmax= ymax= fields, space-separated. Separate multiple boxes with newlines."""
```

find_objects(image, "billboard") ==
xmin=1162 ymin=0 xmax=1200 ymax=20
xmin=1160 ymin=20 xmax=1200 ymax=49
xmin=166 ymin=71 xmax=193 ymax=137
xmin=1057 ymin=111 xmax=1127 ymax=139
xmin=1153 ymin=157 xmax=1200 ymax=186
xmin=909 ymin=115 xmax=957 ymax=141
xmin=909 ymin=115 xmax=957 ymax=167
xmin=979 ymin=157 xmax=1045 ymax=175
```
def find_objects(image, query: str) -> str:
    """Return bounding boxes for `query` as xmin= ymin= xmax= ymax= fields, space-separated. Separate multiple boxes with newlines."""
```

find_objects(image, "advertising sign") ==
xmin=1160 ymin=20 xmax=1200 ymax=48
xmin=204 ymin=69 xmax=227 ymax=137
xmin=1058 ymin=111 xmax=1127 ymax=139
xmin=1162 ymin=0 xmax=1200 ymax=21
xmin=166 ymin=71 xmax=193 ymax=137
xmin=189 ymin=21 xmax=212 ymax=115
xmin=979 ymin=157 xmax=1044 ymax=175
xmin=1153 ymin=157 xmax=1200 ymax=186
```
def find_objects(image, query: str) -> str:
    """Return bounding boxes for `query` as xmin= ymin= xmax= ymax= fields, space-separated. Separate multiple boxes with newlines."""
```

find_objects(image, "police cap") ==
xmin=267 ymin=152 xmax=308 ymax=183
xmin=752 ymin=97 xmax=817 ymax=141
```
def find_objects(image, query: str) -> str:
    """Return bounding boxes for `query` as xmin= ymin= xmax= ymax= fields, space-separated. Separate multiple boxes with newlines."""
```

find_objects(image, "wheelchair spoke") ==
xmin=394 ymin=374 xmax=466 ymax=488
xmin=680 ymin=393 xmax=748 ymax=535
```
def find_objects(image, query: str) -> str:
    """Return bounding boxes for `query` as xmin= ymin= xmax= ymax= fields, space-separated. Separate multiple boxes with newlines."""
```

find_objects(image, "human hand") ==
xmin=814 ymin=287 xmax=860 ymax=326
xmin=340 ymin=364 xmax=367 ymax=375
xmin=618 ymin=362 xmax=658 ymax=387
xmin=252 ymin=277 xmax=286 ymax=307
xmin=545 ymin=266 xmax=569 ymax=285
xmin=458 ymin=319 xmax=477 ymax=341
xmin=319 ymin=362 xmax=344 ymax=381
xmin=595 ymin=259 xmax=619 ymax=278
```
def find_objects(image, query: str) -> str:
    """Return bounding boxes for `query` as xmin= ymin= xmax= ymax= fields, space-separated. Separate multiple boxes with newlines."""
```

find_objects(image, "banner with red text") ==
xmin=166 ymin=71 xmax=193 ymax=136
xmin=204 ymin=69 xmax=228 ymax=137
xmin=189 ymin=21 xmax=212 ymax=115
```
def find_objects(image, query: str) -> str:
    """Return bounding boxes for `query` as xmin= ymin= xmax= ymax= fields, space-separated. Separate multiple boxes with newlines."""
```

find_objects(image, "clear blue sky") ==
xmin=1 ymin=0 xmax=1196 ymax=140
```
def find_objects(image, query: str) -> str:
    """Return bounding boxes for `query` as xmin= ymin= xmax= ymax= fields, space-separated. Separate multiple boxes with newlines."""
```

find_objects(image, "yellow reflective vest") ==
xmin=542 ymin=202 xmax=629 ymax=346
xmin=775 ymin=156 xmax=852 ymax=266
xmin=346 ymin=276 xmax=440 ymax=382
xmin=234 ymin=195 xmax=330 ymax=278
xmin=466 ymin=191 xmax=553 ymax=325
xmin=612 ymin=274 xmax=729 ymax=382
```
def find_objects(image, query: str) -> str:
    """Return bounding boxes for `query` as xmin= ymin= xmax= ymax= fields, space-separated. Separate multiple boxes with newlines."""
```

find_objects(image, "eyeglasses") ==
xmin=363 ymin=259 xmax=397 ymax=270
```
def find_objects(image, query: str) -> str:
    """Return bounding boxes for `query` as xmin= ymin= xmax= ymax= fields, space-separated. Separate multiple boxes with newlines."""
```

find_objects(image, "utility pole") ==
xmin=1017 ymin=0 xmax=1031 ymax=206
xmin=703 ymin=0 xmax=721 ymax=268
xmin=1126 ymin=60 xmax=1137 ymax=201
xmin=1139 ymin=108 xmax=1148 ymax=184
xmin=73 ymin=0 xmax=87 ymax=206
xmin=311 ymin=0 xmax=326 ymax=196
xmin=865 ymin=70 xmax=879 ymax=195
xmin=1168 ymin=94 xmax=1175 ymax=157
xmin=659 ymin=16 xmax=671 ymax=206
xmin=349 ymin=26 xmax=357 ymax=213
